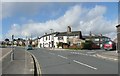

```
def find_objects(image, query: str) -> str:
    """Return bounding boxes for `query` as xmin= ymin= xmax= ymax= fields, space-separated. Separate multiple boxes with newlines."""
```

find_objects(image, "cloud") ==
xmin=6 ymin=5 xmax=118 ymax=40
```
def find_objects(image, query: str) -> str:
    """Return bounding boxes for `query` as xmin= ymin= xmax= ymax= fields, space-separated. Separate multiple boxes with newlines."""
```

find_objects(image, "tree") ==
xmin=5 ymin=38 xmax=9 ymax=45
xmin=5 ymin=38 xmax=9 ymax=42
xmin=1 ymin=41 xmax=5 ymax=45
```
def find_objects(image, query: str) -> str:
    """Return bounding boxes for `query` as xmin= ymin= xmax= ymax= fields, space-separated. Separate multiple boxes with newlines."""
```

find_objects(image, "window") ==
xmin=49 ymin=36 xmax=50 ymax=40
xmin=43 ymin=37 xmax=44 ymax=41
xmin=58 ymin=36 xmax=63 ymax=40
xmin=46 ymin=36 xmax=47 ymax=40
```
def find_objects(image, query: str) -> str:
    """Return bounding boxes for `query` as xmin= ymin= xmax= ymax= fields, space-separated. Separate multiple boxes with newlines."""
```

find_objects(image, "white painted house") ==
xmin=38 ymin=32 xmax=57 ymax=48
xmin=38 ymin=26 xmax=83 ymax=48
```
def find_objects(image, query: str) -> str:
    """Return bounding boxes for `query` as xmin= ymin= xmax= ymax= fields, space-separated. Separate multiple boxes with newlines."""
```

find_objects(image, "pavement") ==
xmin=1 ymin=47 xmax=41 ymax=75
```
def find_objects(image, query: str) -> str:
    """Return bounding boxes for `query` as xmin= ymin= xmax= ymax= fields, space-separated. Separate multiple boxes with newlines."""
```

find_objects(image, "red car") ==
xmin=104 ymin=41 xmax=116 ymax=50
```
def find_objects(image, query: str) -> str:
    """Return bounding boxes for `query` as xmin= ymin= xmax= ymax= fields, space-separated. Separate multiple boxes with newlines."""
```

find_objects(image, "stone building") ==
xmin=116 ymin=24 xmax=120 ymax=52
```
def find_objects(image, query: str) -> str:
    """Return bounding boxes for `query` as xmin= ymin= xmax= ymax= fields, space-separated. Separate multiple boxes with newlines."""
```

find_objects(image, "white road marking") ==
xmin=0 ymin=50 xmax=12 ymax=61
xmin=96 ymin=54 xmax=118 ymax=61
xmin=70 ymin=52 xmax=95 ymax=57
xmin=87 ymin=52 xmax=96 ymax=54
xmin=73 ymin=60 xmax=97 ymax=70
xmin=49 ymin=52 xmax=55 ymax=55
xmin=58 ymin=55 xmax=68 ymax=59
xmin=30 ymin=69 xmax=34 ymax=72
xmin=92 ymin=55 xmax=97 ymax=57
xmin=31 ymin=61 xmax=34 ymax=64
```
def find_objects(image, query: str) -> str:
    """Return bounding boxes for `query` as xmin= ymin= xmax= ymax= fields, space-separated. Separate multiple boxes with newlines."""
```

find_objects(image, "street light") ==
xmin=50 ymin=29 xmax=54 ymax=49
xmin=11 ymin=35 xmax=14 ymax=60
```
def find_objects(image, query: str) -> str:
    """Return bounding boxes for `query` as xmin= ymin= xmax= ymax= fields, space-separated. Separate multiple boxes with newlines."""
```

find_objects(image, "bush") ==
xmin=80 ymin=42 xmax=85 ymax=49
xmin=57 ymin=42 xmax=63 ymax=48
xmin=83 ymin=40 xmax=93 ymax=50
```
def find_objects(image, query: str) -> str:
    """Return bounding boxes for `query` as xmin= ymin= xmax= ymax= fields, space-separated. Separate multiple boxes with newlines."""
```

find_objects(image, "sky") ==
xmin=1 ymin=2 xmax=119 ymax=40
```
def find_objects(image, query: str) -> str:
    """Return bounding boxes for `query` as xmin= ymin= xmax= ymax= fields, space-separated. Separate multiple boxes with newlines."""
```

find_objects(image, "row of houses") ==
xmin=1 ymin=38 xmax=38 ymax=47
xmin=37 ymin=26 xmax=110 ymax=49
xmin=2 ymin=25 xmax=118 ymax=50
xmin=1 ymin=38 xmax=26 ymax=46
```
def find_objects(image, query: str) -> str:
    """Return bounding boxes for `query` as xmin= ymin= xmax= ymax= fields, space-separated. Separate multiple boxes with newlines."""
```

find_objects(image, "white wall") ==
xmin=38 ymin=34 xmax=79 ymax=48
xmin=38 ymin=34 xmax=56 ymax=48
xmin=54 ymin=36 xmax=68 ymax=48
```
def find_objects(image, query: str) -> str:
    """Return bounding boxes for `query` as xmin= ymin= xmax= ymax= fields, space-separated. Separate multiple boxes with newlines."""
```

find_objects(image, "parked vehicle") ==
xmin=26 ymin=45 xmax=33 ymax=50
xmin=103 ymin=41 xmax=116 ymax=50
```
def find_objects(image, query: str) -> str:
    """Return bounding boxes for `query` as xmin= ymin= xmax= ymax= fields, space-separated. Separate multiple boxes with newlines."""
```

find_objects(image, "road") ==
xmin=29 ymin=48 xmax=118 ymax=74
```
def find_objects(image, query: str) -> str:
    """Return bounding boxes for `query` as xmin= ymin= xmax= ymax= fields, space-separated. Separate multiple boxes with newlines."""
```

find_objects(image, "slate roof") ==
xmin=82 ymin=35 xmax=110 ymax=39
xmin=39 ymin=32 xmax=58 ymax=39
xmin=55 ymin=31 xmax=82 ymax=36
xmin=39 ymin=31 xmax=82 ymax=39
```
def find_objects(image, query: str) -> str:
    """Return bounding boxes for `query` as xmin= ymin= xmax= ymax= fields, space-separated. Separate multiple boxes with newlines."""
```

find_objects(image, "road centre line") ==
xmin=73 ymin=60 xmax=97 ymax=70
xmin=49 ymin=52 xmax=68 ymax=59
xmin=57 ymin=55 xmax=68 ymax=59
xmin=49 ymin=52 xmax=55 ymax=55
xmin=48 ymin=52 xmax=97 ymax=70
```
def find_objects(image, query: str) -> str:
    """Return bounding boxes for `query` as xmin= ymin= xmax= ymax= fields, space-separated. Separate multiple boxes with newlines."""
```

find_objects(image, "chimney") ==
xmin=44 ymin=33 xmax=47 ymax=35
xmin=67 ymin=26 xmax=71 ymax=33
xmin=79 ymin=31 xmax=82 ymax=39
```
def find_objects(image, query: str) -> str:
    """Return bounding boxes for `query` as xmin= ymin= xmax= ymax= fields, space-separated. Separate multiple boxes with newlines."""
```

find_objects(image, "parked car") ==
xmin=26 ymin=45 xmax=33 ymax=50
xmin=103 ymin=41 xmax=116 ymax=50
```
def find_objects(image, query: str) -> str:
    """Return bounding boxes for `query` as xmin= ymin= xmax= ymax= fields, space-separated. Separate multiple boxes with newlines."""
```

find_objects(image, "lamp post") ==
xmin=50 ymin=29 xmax=54 ymax=49
xmin=11 ymin=35 xmax=14 ymax=60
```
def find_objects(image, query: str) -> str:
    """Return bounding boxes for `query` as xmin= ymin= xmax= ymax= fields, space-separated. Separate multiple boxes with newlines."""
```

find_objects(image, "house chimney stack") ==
xmin=44 ymin=33 xmax=47 ymax=35
xmin=67 ymin=26 xmax=71 ymax=33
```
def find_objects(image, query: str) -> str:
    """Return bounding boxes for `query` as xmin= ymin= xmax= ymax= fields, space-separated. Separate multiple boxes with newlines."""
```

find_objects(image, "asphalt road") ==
xmin=29 ymin=48 xmax=118 ymax=74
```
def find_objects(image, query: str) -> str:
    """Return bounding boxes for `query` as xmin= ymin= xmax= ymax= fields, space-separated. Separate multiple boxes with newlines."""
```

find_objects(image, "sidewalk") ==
xmin=96 ymin=51 xmax=118 ymax=61
xmin=2 ymin=49 xmax=35 ymax=74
